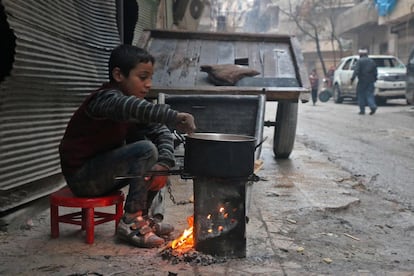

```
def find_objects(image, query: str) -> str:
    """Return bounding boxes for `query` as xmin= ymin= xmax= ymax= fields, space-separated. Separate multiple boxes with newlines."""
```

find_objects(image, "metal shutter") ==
xmin=132 ymin=0 xmax=159 ymax=45
xmin=0 ymin=0 xmax=120 ymax=211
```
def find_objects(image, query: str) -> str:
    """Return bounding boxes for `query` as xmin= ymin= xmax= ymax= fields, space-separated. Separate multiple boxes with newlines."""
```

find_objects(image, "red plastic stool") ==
xmin=50 ymin=187 xmax=125 ymax=244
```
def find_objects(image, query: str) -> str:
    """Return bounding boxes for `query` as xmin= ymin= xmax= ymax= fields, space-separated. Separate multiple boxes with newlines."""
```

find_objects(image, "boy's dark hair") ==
xmin=108 ymin=44 xmax=155 ymax=82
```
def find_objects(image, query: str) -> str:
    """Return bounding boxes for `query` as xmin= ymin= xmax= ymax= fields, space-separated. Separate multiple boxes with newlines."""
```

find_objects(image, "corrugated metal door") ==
xmin=0 ymin=0 xmax=120 ymax=211
xmin=132 ymin=0 xmax=159 ymax=45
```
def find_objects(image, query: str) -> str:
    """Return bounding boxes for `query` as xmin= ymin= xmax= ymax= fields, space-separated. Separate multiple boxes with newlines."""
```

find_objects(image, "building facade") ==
xmin=336 ymin=0 xmax=414 ymax=62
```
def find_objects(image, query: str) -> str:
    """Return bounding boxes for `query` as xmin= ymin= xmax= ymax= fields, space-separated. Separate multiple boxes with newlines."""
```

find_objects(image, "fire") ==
xmin=171 ymin=215 xmax=194 ymax=252
xmin=170 ymin=205 xmax=234 ymax=252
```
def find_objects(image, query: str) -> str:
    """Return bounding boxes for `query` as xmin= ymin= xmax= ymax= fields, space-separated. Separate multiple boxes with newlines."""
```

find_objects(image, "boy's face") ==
xmin=114 ymin=62 xmax=153 ymax=99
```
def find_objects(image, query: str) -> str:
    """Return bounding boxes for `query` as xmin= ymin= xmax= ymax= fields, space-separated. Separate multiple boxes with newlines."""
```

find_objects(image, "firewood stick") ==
xmin=254 ymin=160 xmax=264 ymax=174
xmin=157 ymin=241 xmax=172 ymax=254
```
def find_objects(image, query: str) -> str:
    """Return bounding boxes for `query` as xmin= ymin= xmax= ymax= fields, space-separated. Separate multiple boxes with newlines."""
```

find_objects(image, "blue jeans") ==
xmin=64 ymin=140 xmax=158 ymax=214
xmin=357 ymin=81 xmax=376 ymax=113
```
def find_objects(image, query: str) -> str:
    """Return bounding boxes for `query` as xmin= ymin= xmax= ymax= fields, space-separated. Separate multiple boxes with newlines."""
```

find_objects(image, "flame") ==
xmin=171 ymin=215 xmax=194 ymax=251
xmin=170 ymin=205 xmax=233 ymax=252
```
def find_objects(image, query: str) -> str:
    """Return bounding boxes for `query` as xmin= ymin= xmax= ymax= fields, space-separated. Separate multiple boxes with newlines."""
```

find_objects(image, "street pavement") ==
xmin=0 ymin=123 xmax=369 ymax=276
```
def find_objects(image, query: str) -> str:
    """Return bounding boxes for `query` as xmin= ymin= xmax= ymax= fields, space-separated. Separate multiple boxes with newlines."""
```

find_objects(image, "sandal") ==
xmin=116 ymin=217 xmax=164 ymax=248
xmin=148 ymin=217 xmax=174 ymax=237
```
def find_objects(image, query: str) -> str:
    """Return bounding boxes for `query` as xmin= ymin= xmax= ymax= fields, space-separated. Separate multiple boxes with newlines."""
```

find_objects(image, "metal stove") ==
xmin=193 ymin=176 xmax=248 ymax=258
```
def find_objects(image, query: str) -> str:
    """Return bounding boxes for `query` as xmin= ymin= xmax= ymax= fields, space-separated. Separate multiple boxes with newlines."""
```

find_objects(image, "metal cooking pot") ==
xmin=184 ymin=133 xmax=257 ymax=178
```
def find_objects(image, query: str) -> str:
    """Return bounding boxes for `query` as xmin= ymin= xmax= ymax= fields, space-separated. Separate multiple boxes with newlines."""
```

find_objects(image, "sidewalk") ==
xmin=0 ymin=130 xmax=364 ymax=276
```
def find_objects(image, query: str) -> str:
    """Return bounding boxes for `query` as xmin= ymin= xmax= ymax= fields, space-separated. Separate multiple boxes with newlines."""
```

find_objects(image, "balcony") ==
xmin=378 ymin=0 xmax=414 ymax=25
xmin=335 ymin=0 xmax=378 ymax=36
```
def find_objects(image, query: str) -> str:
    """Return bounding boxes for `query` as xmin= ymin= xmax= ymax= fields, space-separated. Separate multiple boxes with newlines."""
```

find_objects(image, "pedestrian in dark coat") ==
xmin=351 ymin=49 xmax=378 ymax=115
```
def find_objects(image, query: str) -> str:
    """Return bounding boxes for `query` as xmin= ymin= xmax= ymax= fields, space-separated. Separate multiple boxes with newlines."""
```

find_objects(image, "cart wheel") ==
xmin=273 ymin=102 xmax=298 ymax=159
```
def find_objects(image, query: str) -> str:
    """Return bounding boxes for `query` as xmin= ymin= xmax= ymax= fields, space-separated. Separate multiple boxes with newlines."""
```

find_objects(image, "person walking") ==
xmin=309 ymin=68 xmax=319 ymax=105
xmin=59 ymin=45 xmax=196 ymax=248
xmin=326 ymin=65 xmax=335 ymax=88
xmin=351 ymin=48 xmax=378 ymax=115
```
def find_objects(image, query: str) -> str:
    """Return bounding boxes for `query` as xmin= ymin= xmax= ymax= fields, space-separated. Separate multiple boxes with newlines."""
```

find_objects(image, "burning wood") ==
xmin=159 ymin=215 xmax=227 ymax=265
xmin=171 ymin=216 xmax=194 ymax=252
xmin=158 ymin=215 xmax=194 ymax=254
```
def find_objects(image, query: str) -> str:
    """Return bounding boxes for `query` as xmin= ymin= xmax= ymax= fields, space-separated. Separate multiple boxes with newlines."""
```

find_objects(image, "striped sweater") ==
xmin=59 ymin=83 xmax=178 ymax=175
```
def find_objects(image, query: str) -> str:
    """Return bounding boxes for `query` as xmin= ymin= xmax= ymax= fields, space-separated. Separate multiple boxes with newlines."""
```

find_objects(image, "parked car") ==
xmin=406 ymin=48 xmax=414 ymax=105
xmin=333 ymin=55 xmax=407 ymax=104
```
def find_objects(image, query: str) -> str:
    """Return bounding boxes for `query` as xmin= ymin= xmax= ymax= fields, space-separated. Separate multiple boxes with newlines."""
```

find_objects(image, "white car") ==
xmin=333 ymin=55 xmax=407 ymax=104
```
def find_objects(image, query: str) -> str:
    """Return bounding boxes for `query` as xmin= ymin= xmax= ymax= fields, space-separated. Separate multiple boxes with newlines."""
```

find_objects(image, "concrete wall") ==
xmin=336 ymin=0 xmax=378 ymax=36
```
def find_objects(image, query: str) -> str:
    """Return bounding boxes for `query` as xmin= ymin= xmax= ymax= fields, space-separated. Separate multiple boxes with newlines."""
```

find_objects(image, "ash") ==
xmin=160 ymin=248 xmax=227 ymax=266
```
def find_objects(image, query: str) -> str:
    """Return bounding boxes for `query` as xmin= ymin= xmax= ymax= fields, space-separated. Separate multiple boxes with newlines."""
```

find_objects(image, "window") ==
xmin=342 ymin=59 xmax=352 ymax=70
xmin=373 ymin=58 xmax=404 ymax=68
xmin=116 ymin=0 xmax=138 ymax=45
xmin=0 ymin=3 xmax=15 ymax=82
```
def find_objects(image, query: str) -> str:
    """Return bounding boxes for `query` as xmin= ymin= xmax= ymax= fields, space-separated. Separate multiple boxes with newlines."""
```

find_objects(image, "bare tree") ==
xmin=326 ymin=0 xmax=348 ymax=66
xmin=279 ymin=0 xmax=348 ymax=76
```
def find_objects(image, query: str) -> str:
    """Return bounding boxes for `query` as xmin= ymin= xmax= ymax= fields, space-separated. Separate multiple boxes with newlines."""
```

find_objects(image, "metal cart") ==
xmin=137 ymin=29 xmax=310 ymax=158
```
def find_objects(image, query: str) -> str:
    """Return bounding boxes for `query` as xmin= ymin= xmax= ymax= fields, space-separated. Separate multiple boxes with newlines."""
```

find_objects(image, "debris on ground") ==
xmin=323 ymin=258 xmax=333 ymax=264
xmin=296 ymin=246 xmax=305 ymax=253
xmin=343 ymin=233 xmax=360 ymax=241
xmin=159 ymin=248 xmax=227 ymax=266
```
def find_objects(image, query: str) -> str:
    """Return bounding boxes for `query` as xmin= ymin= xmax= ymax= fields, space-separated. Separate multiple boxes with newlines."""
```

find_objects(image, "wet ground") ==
xmin=0 ymin=100 xmax=413 ymax=275
xmin=296 ymin=99 xmax=414 ymax=210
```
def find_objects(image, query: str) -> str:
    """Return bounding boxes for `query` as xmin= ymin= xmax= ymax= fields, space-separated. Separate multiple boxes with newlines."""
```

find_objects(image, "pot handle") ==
xmin=173 ymin=130 xmax=186 ymax=146
xmin=255 ymin=136 xmax=268 ymax=150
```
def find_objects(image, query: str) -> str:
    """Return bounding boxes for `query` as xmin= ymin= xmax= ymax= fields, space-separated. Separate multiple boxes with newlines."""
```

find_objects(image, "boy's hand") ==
xmin=175 ymin=113 xmax=196 ymax=134
xmin=146 ymin=164 xmax=169 ymax=191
